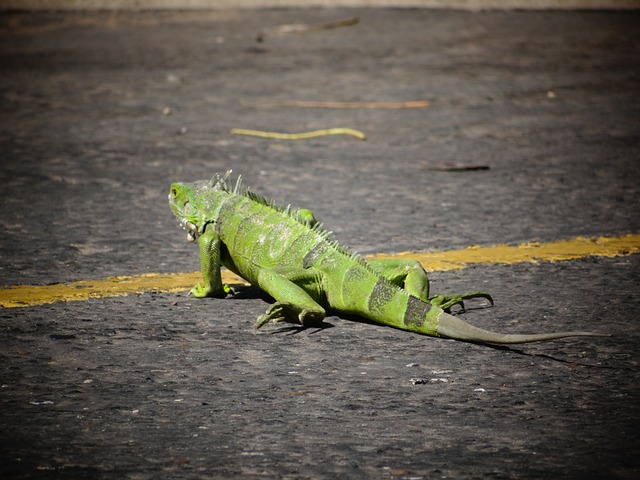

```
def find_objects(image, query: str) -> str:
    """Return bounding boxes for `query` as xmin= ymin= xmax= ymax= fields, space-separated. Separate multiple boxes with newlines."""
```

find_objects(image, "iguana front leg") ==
xmin=367 ymin=259 xmax=492 ymax=311
xmin=255 ymin=267 xmax=326 ymax=328
xmin=191 ymin=229 xmax=232 ymax=298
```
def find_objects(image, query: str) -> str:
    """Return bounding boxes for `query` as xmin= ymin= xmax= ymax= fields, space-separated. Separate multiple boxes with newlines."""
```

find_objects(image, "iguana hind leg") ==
xmin=255 ymin=267 xmax=326 ymax=328
xmin=368 ymin=259 xmax=431 ymax=302
xmin=368 ymin=258 xmax=492 ymax=312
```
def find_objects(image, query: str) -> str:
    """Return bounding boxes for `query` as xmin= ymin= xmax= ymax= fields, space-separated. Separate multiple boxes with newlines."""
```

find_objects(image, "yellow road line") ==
xmin=1 ymin=234 xmax=638 ymax=309
xmin=369 ymin=234 xmax=640 ymax=271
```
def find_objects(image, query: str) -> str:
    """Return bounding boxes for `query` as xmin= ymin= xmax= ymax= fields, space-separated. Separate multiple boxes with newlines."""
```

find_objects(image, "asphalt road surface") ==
xmin=1 ymin=8 xmax=639 ymax=480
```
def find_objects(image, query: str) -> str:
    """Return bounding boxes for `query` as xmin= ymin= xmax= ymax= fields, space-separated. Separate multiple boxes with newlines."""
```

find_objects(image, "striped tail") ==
xmin=367 ymin=290 xmax=607 ymax=345
xmin=339 ymin=262 xmax=607 ymax=345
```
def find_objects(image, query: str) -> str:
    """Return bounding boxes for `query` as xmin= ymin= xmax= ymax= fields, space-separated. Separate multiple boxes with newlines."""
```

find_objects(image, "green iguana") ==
xmin=168 ymin=172 xmax=603 ymax=344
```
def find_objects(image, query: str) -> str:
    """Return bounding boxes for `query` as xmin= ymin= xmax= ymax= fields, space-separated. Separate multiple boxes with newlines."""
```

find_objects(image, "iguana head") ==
xmin=169 ymin=173 xmax=231 ymax=242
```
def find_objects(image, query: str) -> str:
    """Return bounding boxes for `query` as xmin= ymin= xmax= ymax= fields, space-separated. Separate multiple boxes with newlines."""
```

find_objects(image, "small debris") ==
xmin=241 ymin=99 xmax=430 ymax=109
xmin=257 ymin=17 xmax=359 ymax=41
xmin=410 ymin=377 xmax=450 ymax=385
xmin=430 ymin=377 xmax=449 ymax=383
xmin=428 ymin=162 xmax=490 ymax=172
xmin=405 ymin=363 xmax=419 ymax=367
xmin=230 ymin=127 xmax=366 ymax=141
xmin=49 ymin=334 xmax=76 ymax=340
xmin=166 ymin=73 xmax=181 ymax=84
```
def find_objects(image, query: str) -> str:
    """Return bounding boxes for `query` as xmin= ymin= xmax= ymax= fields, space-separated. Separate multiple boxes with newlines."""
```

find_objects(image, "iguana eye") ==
xmin=171 ymin=188 xmax=178 ymax=198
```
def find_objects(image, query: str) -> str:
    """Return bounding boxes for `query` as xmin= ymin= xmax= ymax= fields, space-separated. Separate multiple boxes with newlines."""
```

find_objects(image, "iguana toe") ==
xmin=431 ymin=292 xmax=493 ymax=312
xmin=255 ymin=302 xmax=291 ymax=328
xmin=190 ymin=283 xmax=232 ymax=299
xmin=255 ymin=303 xmax=325 ymax=329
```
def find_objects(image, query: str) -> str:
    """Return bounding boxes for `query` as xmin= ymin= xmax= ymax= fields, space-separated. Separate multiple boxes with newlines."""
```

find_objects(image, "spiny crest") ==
xmin=209 ymin=171 xmax=308 ymax=223
xmin=209 ymin=170 xmax=234 ymax=192
xmin=210 ymin=171 xmax=277 ymax=209
xmin=209 ymin=171 xmax=364 ymax=264
xmin=306 ymin=216 xmax=365 ymax=265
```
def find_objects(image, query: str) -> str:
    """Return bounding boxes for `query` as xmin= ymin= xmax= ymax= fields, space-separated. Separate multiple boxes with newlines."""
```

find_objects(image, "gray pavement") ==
xmin=1 ymin=8 xmax=639 ymax=480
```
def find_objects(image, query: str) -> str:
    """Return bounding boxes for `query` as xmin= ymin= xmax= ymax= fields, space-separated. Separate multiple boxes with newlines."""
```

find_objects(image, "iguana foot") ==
xmin=190 ymin=283 xmax=232 ymax=299
xmin=255 ymin=302 xmax=325 ymax=329
xmin=430 ymin=291 xmax=494 ymax=312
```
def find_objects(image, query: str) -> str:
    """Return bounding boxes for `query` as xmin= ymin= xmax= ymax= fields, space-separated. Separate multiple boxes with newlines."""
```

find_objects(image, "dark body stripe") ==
xmin=404 ymin=296 xmax=431 ymax=328
xmin=368 ymin=279 xmax=398 ymax=318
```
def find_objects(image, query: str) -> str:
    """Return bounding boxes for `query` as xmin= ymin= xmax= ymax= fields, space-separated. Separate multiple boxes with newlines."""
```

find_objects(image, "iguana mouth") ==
xmin=177 ymin=218 xmax=199 ymax=242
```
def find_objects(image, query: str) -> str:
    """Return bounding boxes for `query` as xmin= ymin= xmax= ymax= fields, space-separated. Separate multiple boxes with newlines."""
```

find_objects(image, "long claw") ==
xmin=255 ymin=303 xmax=289 ymax=329
xmin=255 ymin=315 xmax=271 ymax=329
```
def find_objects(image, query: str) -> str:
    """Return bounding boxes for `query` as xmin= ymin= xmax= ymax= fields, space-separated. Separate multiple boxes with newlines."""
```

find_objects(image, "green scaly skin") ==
xmin=168 ymin=172 xmax=605 ymax=345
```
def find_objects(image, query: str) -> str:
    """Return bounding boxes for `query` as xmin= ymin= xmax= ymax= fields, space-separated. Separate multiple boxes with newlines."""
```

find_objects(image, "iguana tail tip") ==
xmin=435 ymin=311 xmax=608 ymax=345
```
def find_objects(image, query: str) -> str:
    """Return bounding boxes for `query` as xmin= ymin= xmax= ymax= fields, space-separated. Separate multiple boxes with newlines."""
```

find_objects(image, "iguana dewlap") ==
xmin=169 ymin=172 xmax=603 ymax=344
